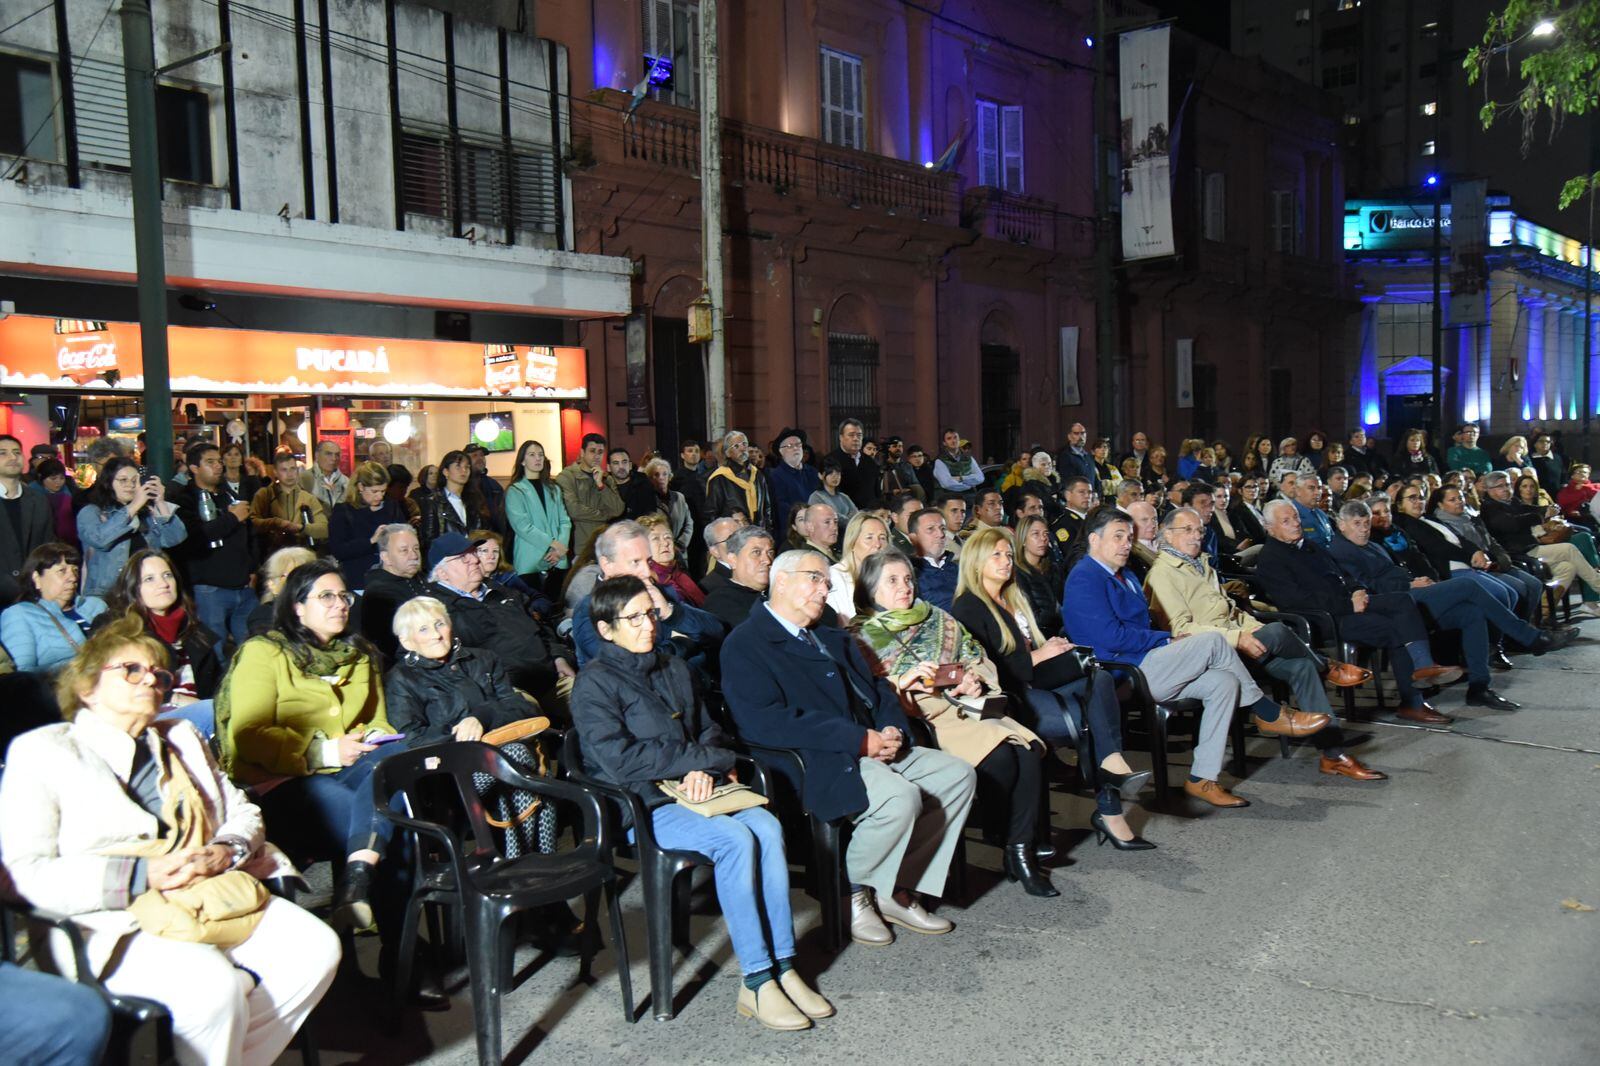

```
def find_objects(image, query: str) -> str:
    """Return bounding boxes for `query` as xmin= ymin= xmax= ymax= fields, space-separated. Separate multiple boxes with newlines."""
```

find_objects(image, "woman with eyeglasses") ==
xmin=77 ymin=456 xmax=188 ymax=599
xmin=0 ymin=616 xmax=339 ymax=1065
xmin=1227 ymin=477 xmax=1269 ymax=547
xmin=215 ymin=558 xmax=402 ymax=941
xmin=1396 ymin=486 xmax=1545 ymax=621
xmin=570 ymin=575 xmax=833 ymax=1031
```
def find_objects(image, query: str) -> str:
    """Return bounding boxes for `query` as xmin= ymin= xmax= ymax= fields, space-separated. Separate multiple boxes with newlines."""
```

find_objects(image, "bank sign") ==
xmin=1346 ymin=203 xmax=1452 ymax=252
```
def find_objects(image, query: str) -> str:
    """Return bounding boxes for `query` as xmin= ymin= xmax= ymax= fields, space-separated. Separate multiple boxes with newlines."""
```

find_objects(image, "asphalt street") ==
xmin=302 ymin=629 xmax=1600 ymax=1066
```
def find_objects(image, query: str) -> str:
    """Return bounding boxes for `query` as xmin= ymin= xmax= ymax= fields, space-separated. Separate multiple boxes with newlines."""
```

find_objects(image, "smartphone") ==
xmin=931 ymin=663 xmax=966 ymax=689
xmin=366 ymin=732 xmax=406 ymax=745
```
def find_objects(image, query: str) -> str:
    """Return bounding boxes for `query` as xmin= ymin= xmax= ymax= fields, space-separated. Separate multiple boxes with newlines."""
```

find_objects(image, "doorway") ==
xmin=652 ymin=317 xmax=706 ymax=459
xmin=980 ymin=344 xmax=1021 ymax=465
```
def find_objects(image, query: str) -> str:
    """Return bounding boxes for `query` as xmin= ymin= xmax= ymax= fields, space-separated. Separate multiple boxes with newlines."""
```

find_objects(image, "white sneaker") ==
xmin=1579 ymin=601 xmax=1600 ymax=619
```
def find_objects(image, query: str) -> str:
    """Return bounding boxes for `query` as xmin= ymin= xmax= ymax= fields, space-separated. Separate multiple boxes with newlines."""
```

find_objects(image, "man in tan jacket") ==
xmin=1143 ymin=506 xmax=1384 ymax=781
xmin=252 ymin=449 xmax=329 ymax=556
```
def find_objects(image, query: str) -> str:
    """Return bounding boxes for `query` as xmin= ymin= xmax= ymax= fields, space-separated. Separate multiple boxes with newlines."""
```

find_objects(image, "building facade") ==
xmin=0 ymin=0 xmax=630 ymax=473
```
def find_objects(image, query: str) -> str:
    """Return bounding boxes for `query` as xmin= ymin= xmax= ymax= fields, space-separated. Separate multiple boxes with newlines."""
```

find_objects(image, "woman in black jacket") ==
xmin=384 ymin=594 xmax=553 ymax=858
xmin=569 ymin=575 xmax=832 ymax=1031
xmin=329 ymin=462 xmax=409 ymax=590
xmin=1011 ymin=517 xmax=1063 ymax=640
xmin=950 ymin=528 xmax=1153 ymax=849
xmin=96 ymin=548 xmax=223 ymax=738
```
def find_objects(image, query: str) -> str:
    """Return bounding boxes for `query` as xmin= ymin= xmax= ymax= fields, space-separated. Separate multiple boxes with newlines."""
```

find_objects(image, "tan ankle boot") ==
xmin=779 ymin=970 xmax=835 ymax=1019
xmin=736 ymin=981 xmax=811 ymax=1031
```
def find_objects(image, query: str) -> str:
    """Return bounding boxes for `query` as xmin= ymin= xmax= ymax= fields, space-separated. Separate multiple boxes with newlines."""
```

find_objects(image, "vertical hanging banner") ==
xmin=1448 ymin=179 xmax=1489 ymax=326
xmin=1119 ymin=25 xmax=1174 ymax=260
xmin=1174 ymin=338 xmax=1194 ymax=408
xmin=1059 ymin=326 xmax=1081 ymax=406
xmin=625 ymin=313 xmax=651 ymax=425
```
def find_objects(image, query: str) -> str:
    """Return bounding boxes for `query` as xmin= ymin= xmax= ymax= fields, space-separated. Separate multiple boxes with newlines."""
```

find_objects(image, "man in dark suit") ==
xmin=1055 ymin=422 xmax=1098 ymax=486
xmin=1253 ymin=498 xmax=1461 ymax=725
xmin=723 ymin=548 xmax=975 ymax=948
xmin=0 ymin=435 xmax=54 ymax=606
xmin=824 ymin=418 xmax=881 ymax=510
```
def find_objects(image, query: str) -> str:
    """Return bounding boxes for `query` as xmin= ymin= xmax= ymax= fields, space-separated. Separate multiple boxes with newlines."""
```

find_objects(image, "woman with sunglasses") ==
xmin=571 ymin=574 xmax=833 ymax=1031
xmin=215 ymin=558 xmax=403 ymax=943
xmin=0 ymin=617 xmax=338 ymax=1065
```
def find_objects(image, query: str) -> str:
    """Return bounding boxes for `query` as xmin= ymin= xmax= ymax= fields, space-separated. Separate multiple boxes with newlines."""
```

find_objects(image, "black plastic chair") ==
xmin=370 ymin=741 xmax=631 ymax=1066
xmin=560 ymin=729 xmax=771 ymax=1021
xmin=1098 ymin=658 xmax=1247 ymax=801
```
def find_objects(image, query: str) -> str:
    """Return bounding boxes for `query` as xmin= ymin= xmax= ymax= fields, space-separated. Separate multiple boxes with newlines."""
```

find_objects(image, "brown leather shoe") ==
xmin=1182 ymin=778 xmax=1251 ymax=808
xmin=1411 ymin=664 xmax=1464 ymax=686
xmin=1323 ymin=661 xmax=1372 ymax=688
xmin=1319 ymin=754 xmax=1388 ymax=780
xmin=1396 ymin=703 xmax=1453 ymax=726
xmin=1251 ymin=707 xmax=1332 ymax=737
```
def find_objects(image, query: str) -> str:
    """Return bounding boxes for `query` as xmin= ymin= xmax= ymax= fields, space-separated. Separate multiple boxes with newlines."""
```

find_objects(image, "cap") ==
xmin=463 ymin=443 xmax=489 ymax=456
xmin=425 ymin=532 xmax=486 ymax=571
xmin=884 ymin=435 xmax=904 ymax=446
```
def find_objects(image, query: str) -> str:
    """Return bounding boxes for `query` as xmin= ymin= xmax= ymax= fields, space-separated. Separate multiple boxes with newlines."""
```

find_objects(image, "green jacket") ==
xmin=218 ymin=635 xmax=390 ymax=785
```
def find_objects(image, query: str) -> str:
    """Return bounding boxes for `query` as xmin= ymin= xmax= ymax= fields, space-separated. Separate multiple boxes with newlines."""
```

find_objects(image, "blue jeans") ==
xmin=0 ymin=961 xmax=112 ymax=1066
xmin=254 ymin=743 xmax=400 ymax=858
xmin=1447 ymin=568 xmax=1517 ymax=613
xmin=157 ymin=699 xmax=214 ymax=739
xmin=1412 ymin=578 xmax=1540 ymax=685
xmin=193 ymin=584 xmax=258 ymax=649
xmin=649 ymin=805 xmax=794 ymax=977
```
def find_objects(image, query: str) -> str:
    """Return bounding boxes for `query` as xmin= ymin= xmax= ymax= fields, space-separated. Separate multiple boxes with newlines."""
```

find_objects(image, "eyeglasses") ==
xmin=102 ymin=661 xmax=175 ymax=691
xmin=615 ymin=608 xmax=661 ymax=627
xmin=1169 ymin=524 xmax=1204 ymax=534
xmin=791 ymin=569 xmax=830 ymax=585
xmin=311 ymin=590 xmax=356 ymax=607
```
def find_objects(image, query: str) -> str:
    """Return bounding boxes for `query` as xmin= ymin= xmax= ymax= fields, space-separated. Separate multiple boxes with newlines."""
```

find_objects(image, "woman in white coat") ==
xmin=0 ymin=617 xmax=339 ymax=1066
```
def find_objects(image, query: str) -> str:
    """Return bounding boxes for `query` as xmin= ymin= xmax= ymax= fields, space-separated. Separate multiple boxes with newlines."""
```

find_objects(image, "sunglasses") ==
xmin=102 ymin=661 xmax=175 ymax=692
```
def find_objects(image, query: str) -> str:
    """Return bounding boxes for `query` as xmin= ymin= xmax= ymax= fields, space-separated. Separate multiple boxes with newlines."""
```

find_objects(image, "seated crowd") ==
xmin=0 ymin=416 xmax=1588 ymax=1056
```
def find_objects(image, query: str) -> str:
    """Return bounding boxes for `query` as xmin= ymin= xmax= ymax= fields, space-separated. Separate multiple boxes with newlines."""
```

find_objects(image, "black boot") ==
xmin=332 ymin=860 xmax=376 ymax=931
xmin=1034 ymin=791 xmax=1057 ymax=862
xmin=1001 ymin=844 xmax=1060 ymax=897
xmin=378 ymin=940 xmax=449 ymax=1010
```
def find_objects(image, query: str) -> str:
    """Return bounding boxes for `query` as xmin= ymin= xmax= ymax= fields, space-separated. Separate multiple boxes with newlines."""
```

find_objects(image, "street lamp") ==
xmin=1531 ymin=19 xmax=1558 ymax=38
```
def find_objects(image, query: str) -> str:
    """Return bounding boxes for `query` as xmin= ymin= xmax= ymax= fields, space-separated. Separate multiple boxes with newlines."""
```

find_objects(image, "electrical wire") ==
xmin=0 ymin=0 xmax=54 ymax=39
xmin=1 ymin=0 xmax=117 ymax=183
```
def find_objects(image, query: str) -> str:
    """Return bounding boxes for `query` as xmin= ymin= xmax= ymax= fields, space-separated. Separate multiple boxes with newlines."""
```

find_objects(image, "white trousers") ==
xmin=102 ymin=897 xmax=340 ymax=1066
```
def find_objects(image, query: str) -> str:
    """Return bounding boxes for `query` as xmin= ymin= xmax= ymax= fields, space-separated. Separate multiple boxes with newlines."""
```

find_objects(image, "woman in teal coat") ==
xmin=505 ymin=440 xmax=573 ymax=598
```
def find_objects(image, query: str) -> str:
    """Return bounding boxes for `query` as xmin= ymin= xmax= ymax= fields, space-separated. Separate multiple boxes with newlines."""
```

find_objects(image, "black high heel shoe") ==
xmin=1089 ymin=811 xmax=1156 ymax=851
xmin=1098 ymin=766 xmax=1153 ymax=801
xmin=1002 ymin=844 xmax=1060 ymax=897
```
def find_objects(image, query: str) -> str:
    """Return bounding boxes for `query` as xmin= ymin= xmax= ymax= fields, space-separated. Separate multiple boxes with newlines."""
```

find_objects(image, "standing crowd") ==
xmin=0 ymin=414 xmax=1588 ymax=1060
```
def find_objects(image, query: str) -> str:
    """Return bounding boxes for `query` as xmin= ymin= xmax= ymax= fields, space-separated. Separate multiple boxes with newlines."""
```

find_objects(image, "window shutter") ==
xmin=76 ymin=55 xmax=130 ymax=168
xmin=1001 ymin=105 xmax=1023 ymax=192
xmin=976 ymin=99 xmax=998 ymax=187
xmin=819 ymin=47 xmax=864 ymax=149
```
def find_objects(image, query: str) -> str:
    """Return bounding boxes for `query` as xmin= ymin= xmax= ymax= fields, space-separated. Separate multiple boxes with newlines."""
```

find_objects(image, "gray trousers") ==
xmin=848 ymin=747 xmax=976 ymax=900
xmin=1254 ymin=622 xmax=1332 ymax=716
xmin=1136 ymin=631 xmax=1263 ymax=781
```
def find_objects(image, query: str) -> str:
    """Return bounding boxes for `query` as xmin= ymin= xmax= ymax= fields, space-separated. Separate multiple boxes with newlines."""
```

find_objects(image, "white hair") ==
xmin=392 ymin=595 xmax=448 ymax=638
xmin=771 ymin=548 xmax=827 ymax=578
xmin=595 ymin=520 xmax=649 ymax=562
xmin=1262 ymin=498 xmax=1299 ymax=525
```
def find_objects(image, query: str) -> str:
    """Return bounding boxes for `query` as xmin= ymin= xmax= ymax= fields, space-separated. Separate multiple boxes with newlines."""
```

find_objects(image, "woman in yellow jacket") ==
xmin=217 ymin=557 xmax=400 ymax=936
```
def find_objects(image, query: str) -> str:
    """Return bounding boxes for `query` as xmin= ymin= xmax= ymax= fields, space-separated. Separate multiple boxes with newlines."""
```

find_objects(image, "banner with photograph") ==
xmin=1059 ymin=326 xmax=1081 ymax=406
xmin=1119 ymin=25 xmax=1174 ymax=260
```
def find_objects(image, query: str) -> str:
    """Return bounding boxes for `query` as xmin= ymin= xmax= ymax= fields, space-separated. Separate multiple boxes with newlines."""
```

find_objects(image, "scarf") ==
xmin=857 ymin=601 xmax=984 ymax=677
xmin=214 ymin=633 xmax=370 ymax=777
xmin=1159 ymin=544 xmax=1207 ymax=577
xmin=148 ymin=606 xmax=188 ymax=646
xmin=1431 ymin=509 xmax=1485 ymax=548
xmin=707 ymin=462 xmax=760 ymax=518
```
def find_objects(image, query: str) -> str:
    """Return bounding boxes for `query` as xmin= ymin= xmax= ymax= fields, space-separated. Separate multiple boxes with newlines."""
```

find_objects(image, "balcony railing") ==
xmin=961 ymin=187 xmax=1056 ymax=250
xmin=581 ymin=95 xmax=960 ymax=225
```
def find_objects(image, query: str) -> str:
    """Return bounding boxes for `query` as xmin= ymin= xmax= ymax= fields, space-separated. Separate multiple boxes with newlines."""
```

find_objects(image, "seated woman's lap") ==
xmin=255 ymin=744 xmax=400 ymax=860
xmin=650 ymin=804 xmax=783 ymax=861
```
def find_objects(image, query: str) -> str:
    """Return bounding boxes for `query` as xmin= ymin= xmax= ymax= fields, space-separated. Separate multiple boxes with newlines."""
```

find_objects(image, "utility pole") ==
xmin=699 ymin=0 xmax=726 ymax=443
xmin=120 ymin=0 xmax=175 ymax=482
xmin=1093 ymin=0 xmax=1118 ymax=446
xmin=1583 ymin=115 xmax=1596 ymax=461
xmin=1430 ymin=176 xmax=1443 ymax=445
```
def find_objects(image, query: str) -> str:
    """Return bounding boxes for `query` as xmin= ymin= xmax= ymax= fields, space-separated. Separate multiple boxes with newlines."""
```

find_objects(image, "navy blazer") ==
xmin=722 ymin=602 xmax=911 ymax=822
xmin=1061 ymin=556 xmax=1168 ymax=666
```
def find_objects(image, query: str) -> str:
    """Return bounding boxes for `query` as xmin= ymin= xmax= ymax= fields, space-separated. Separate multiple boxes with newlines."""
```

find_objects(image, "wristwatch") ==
xmin=215 ymin=837 xmax=251 ymax=868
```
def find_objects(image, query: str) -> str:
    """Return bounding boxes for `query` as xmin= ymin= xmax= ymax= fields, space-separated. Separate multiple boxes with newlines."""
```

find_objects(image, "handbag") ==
xmin=481 ymin=715 xmax=551 ymax=747
xmin=656 ymin=779 xmax=769 ymax=817
xmin=109 ymin=734 xmax=268 ymax=948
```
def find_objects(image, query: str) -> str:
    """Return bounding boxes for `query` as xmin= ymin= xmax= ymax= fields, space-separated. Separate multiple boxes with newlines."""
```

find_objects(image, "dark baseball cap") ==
xmin=425 ymin=532 xmax=486 ymax=571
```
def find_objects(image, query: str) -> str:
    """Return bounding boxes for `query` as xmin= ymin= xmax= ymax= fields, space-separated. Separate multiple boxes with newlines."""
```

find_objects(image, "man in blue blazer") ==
xmin=724 ymin=548 xmax=976 ymax=948
xmin=1063 ymin=508 xmax=1330 ymax=809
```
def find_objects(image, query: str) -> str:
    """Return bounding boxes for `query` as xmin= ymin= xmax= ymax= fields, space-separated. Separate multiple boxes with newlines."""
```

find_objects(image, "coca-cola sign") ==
xmin=57 ymin=333 xmax=118 ymax=383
